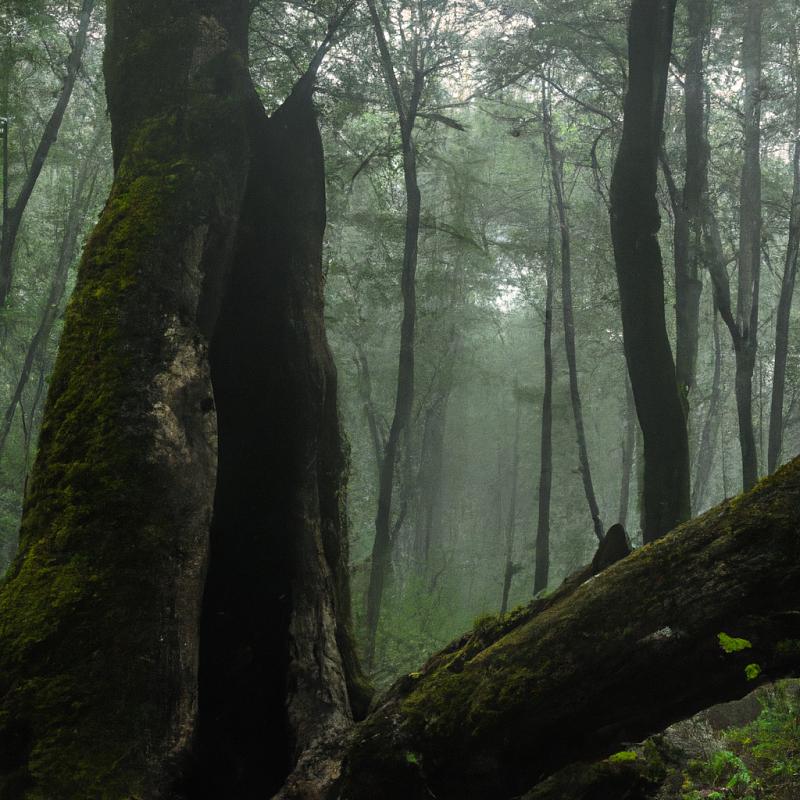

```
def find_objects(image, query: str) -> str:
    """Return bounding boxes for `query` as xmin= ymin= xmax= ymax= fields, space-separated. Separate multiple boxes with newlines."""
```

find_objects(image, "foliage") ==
xmin=678 ymin=683 xmax=800 ymax=800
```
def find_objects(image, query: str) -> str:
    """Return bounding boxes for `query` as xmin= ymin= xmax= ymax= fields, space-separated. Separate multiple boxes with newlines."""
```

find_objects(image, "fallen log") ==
xmin=327 ymin=458 xmax=800 ymax=800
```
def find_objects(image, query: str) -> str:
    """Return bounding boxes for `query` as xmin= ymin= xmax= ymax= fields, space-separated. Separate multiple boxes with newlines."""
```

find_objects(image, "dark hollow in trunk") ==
xmin=0 ymin=5 xmax=367 ymax=798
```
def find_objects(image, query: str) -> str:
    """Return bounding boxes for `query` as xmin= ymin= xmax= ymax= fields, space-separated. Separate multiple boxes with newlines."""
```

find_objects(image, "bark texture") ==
xmin=333 ymin=457 xmax=800 ymax=800
xmin=0 ymin=3 xmax=366 ymax=797
xmin=734 ymin=0 xmax=763 ymax=491
xmin=609 ymin=0 xmax=690 ymax=542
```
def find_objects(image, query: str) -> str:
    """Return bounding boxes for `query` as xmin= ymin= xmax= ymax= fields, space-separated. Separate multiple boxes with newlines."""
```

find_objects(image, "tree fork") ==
xmin=0 ymin=3 xmax=366 ymax=797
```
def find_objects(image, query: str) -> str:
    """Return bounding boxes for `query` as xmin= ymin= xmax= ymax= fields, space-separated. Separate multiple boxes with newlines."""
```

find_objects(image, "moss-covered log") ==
xmin=333 ymin=459 xmax=800 ymax=800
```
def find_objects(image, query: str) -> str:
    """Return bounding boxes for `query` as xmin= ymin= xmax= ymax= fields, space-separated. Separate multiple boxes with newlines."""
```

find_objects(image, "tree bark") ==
xmin=542 ymin=83 xmax=603 ymax=542
xmin=692 ymin=304 xmax=724 ymax=513
xmin=674 ymin=0 xmax=710 ymax=395
xmin=767 ymin=83 xmax=800 ymax=473
xmin=0 ymin=0 xmax=94 ymax=310
xmin=0 ymin=4 xmax=366 ymax=798
xmin=500 ymin=392 xmax=521 ymax=615
xmin=534 ymin=201 xmax=555 ymax=594
xmin=609 ymin=0 xmax=690 ymax=542
xmin=363 ymin=0 xmax=423 ymax=671
xmin=415 ymin=330 xmax=460 ymax=570
xmin=735 ymin=0 xmax=763 ymax=491
xmin=333 ymin=456 xmax=800 ymax=799
xmin=618 ymin=374 xmax=636 ymax=528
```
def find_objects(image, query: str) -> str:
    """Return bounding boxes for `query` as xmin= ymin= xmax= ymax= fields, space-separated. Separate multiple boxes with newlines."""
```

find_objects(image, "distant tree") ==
xmin=0 ymin=0 xmax=94 ymax=310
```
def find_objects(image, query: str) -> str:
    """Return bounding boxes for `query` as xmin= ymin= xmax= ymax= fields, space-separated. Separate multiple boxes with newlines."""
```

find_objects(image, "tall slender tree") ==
xmin=734 ymin=0 xmax=763 ymax=490
xmin=534 ymin=200 xmax=555 ymax=594
xmin=542 ymin=80 xmax=604 ymax=542
xmin=767 ymin=24 xmax=800 ymax=473
xmin=0 ymin=0 xmax=94 ymax=311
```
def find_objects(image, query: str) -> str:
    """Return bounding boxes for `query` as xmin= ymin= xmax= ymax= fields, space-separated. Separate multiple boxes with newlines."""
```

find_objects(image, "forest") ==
xmin=0 ymin=0 xmax=799 ymax=798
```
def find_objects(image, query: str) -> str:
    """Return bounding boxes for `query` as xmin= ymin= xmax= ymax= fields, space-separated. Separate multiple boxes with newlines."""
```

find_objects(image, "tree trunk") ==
xmin=354 ymin=345 xmax=385 ymax=479
xmin=767 ymin=117 xmax=800 ymax=472
xmin=692 ymin=304 xmax=724 ymax=513
xmin=542 ymin=83 xmax=603 ymax=542
xmin=618 ymin=374 xmax=636 ymax=528
xmin=415 ymin=330 xmax=460 ymax=570
xmin=675 ymin=0 xmax=710 ymax=394
xmin=334 ymin=456 xmax=800 ymax=799
xmin=735 ymin=0 xmax=763 ymax=491
xmin=0 ymin=4 xmax=366 ymax=798
xmin=534 ymin=202 xmax=555 ymax=595
xmin=0 ymin=127 xmax=103 ymax=463
xmin=609 ymin=0 xmax=690 ymax=542
xmin=363 ymin=0 xmax=423 ymax=672
xmin=500 ymin=392 xmax=521 ymax=615
xmin=0 ymin=0 xmax=94 ymax=310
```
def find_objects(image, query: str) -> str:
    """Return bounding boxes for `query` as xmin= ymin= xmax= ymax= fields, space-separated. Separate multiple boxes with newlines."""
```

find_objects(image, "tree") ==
xmin=534 ymin=200 xmax=555 ymax=594
xmin=734 ymin=0 xmax=763 ymax=491
xmin=542 ymin=79 xmax=604 ymax=543
xmin=362 ymin=0 xmax=466 ymax=672
xmin=609 ymin=0 xmax=690 ymax=542
xmin=767 ymin=16 xmax=800 ymax=473
xmin=1 ymin=3 xmax=800 ymax=799
xmin=0 ymin=3 xmax=366 ymax=797
xmin=331 ymin=456 xmax=800 ymax=800
xmin=0 ymin=0 xmax=94 ymax=311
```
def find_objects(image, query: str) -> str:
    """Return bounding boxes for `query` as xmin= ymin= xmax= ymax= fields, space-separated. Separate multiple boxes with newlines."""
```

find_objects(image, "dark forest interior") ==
xmin=0 ymin=1 xmax=798 ymax=799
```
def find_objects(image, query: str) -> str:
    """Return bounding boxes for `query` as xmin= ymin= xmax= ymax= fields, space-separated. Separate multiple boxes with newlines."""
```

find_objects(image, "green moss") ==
xmin=608 ymin=750 xmax=638 ymax=763
xmin=718 ymin=632 xmax=752 ymax=654
xmin=744 ymin=663 xmax=761 ymax=681
xmin=0 ymin=84 xmax=249 ymax=795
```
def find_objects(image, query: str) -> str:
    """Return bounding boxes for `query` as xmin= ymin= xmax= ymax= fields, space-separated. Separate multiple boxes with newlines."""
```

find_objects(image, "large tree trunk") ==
xmin=332 ymin=456 xmax=800 ymax=800
xmin=609 ymin=0 xmax=690 ymax=542
xmin=0 ymin=3 xmax=366 ymax=797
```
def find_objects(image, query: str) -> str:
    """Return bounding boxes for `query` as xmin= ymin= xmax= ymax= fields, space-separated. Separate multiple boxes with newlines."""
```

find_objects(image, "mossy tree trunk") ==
xmin=331 ymin=457 xmax=800 ymax=800
xmin=0 ymin=2 xmax=366 ymax=798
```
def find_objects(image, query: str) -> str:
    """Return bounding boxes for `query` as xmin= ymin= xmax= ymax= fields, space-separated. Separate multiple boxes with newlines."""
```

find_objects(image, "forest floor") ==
xmin=523 ymin=680 xmax=799 ymax=800
xmin=652 ymin=680 xmax=799 ymax=800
